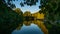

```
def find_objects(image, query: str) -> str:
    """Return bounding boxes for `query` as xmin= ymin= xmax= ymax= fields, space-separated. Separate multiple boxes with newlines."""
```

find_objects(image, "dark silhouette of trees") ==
xmin=40 ymin=0 xmax=60 ymax=34
xmin=0 ymin=0 xmax=60 ymax=34
xmin=0 ymin=1 xmax=23 ymax=34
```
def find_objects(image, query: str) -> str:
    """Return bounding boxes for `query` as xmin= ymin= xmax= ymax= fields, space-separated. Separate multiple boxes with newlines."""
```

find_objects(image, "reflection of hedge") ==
xmin=0 ymin=2 xmax=23 ymax=34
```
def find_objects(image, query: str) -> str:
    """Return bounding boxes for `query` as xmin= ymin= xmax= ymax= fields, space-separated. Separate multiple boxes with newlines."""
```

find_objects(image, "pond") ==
xmin=12 ymin=20 xmax=45 ymax=34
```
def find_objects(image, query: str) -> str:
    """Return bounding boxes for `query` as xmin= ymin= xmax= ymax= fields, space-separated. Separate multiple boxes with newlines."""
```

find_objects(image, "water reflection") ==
xmin=12 ymin=20 xmax=48 ymax=34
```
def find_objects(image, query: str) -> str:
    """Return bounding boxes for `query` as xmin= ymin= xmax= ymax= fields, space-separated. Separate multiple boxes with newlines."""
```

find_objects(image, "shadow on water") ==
xmin=11 ymin=20 xmax=45 ymax=34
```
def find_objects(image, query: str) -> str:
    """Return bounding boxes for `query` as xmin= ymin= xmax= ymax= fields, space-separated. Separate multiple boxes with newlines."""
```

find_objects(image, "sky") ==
xmin=13 ymin=0 xmax=41 ymax=13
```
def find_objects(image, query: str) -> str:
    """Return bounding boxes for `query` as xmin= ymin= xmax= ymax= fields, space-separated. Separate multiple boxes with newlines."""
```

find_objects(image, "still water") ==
xmin=12 ymin=20 xmax=45 ymax=34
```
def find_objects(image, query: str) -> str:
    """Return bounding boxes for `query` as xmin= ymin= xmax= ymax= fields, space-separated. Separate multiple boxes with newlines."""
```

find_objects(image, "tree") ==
xmin=1 ymin=0 xmax=60 ymax=34
xmin=0 ymin=0 xmax=16 ymax=9
xmin=24 ymin=11 xmax=31 ymax=16
xmin=0 ymin=0 xmax=39 ymax=8
xmin=0 ymin=1 xmax=23 ymax=34
xmin=21 ymin=0 xmax=60 ymax=34
xmin=14 ymin=8 xmax=23 ymax=15
xmin=23 ymin=11 xmax=31 ymax=21
xmin=41 ymin=0 xmax=60 ymax=34
xmin=14 ymin=8 xmax=23 ymax=22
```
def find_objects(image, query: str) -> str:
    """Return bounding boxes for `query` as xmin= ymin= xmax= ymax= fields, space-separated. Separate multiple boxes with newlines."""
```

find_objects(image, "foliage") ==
xmin=0 ymin=0 xmax=39 ymax=8
xmin=0 ymin=0 xmax=16 ymax=9
xmin=41 ymin=0 xmax=60 ymax=26
xmin=0 ymin=1 xmax=23 ymax=34
xmin=0 ymin=0 xmax=60 ymax=34
xmin=41 ymin=0 xmax=60 ymax=34
xmin=14 ymin=8 xmax=23 ymax=21
xmin=23 ymin=11 xmax=31 ymax=21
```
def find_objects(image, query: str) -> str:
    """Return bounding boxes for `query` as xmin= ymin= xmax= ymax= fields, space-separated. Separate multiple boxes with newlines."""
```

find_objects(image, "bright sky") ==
xmin=13 ymin=0 xmax=40 ymax=13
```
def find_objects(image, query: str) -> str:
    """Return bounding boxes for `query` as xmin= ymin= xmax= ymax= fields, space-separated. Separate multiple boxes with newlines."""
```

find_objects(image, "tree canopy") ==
xmin=0 ymin=0 xmax=60 ymax=34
